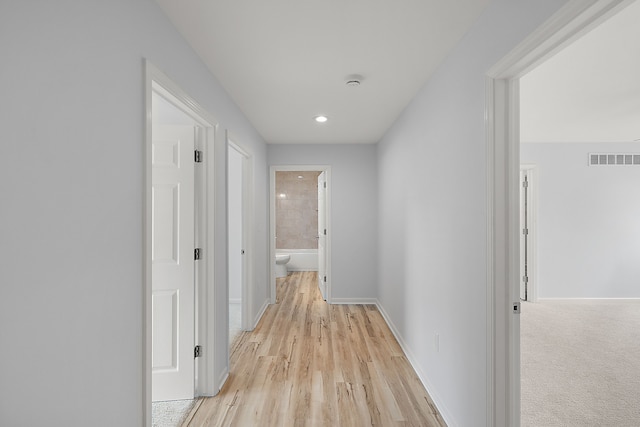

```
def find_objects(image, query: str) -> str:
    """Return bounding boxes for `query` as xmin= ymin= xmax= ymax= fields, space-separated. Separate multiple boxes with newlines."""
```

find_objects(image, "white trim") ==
xmin=253 ymin=298 xmax=270 ymax=330
xmin=485 ymin=1 xmax=631 ymax=425
xmin=375 ymin=301 xmax=454 ymax=426
xmin=216 ymin=370 xmax=229 ymax=395
xmin=484 ymin=76 xmax=496 ymax=427
xmin=486 ymin=1 xmax=631 ymax=80
xmin=269 ymin=165 xmax=332 ymax=303
xmin=330 ymin=298 xmax=378 ymax=305
xmin=229 ymin=298 xmax=242 ymax=304
xmin=143 ymin=60 xmax=222 ymax=426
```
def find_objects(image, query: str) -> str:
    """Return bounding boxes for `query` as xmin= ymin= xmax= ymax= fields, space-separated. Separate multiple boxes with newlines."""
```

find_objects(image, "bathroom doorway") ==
xmin=269 ymin=166 xmax=331 ymax=303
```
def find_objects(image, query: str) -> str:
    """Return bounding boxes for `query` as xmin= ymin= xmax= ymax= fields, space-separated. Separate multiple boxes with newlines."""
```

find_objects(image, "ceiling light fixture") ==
xmin=315 ymin=115 xmax=328 ymax=123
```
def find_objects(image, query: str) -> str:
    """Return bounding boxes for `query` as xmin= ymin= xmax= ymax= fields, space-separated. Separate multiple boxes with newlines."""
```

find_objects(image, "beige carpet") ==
xmin=521 ymin=299 xmax=640 ymax=426
xmin=152 ymin=399 xmax=196 ymax=427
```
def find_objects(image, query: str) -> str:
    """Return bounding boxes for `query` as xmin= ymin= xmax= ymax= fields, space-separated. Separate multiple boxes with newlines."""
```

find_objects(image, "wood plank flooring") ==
xmin=184 ymin=271 xmax=446 ymax=427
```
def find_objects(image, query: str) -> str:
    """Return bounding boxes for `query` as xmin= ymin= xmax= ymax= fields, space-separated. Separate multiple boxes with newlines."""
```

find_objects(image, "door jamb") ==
xmin=485 ymin=1 xmax=631 ymax=425
xmin=519 ymin=164 xmax=538 ymax=303
xmin=143 ymin=61 xmax=220 ymax=427
xmin=269 ymin=165 xmax=331 ymax=304
xmin=227 ymin=134 xmax=254 ymax=331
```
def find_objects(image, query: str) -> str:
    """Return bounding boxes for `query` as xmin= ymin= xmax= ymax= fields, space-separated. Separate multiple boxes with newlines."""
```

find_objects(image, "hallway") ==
xmin=184 ymin=272 xmax=446 ymax=426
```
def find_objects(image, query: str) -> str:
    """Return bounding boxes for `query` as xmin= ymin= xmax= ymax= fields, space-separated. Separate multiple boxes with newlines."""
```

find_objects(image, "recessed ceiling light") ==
xmin=297 ymin=175 xmax=304 ymax=179
xmin=315 ymin=115 xmax=328 ymax=123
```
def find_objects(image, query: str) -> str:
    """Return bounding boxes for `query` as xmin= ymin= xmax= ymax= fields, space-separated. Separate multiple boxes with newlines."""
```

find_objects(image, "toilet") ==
xmin=275 ymin=254 xmax=291 ymax=278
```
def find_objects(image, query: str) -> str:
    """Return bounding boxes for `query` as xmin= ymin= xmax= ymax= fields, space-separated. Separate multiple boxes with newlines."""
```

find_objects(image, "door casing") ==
xmin=485 ymin=1 xmax=631 ymax=425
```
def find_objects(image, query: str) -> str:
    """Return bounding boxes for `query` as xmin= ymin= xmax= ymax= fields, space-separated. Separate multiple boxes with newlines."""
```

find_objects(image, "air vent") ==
xmin=589 ymin=153 xmax=640 ymax=166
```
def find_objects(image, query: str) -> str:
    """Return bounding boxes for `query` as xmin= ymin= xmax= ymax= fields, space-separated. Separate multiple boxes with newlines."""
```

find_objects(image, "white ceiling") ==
xmin=520 ymin=0 xmax=640 ymax=143
xmin=154 ymin=0 xmax=490 ymax=144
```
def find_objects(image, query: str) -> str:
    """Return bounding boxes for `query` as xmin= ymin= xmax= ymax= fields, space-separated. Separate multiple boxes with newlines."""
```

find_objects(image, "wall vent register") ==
xmin=589 ymin=153 xmax=640 ymax=166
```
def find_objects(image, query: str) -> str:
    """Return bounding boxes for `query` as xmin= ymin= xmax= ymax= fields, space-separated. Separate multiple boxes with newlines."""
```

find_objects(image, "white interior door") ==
xmin=317 ymin=171 xmax=327 ymax=300
xmin=152 ymin=124 xmax=196 ymax=401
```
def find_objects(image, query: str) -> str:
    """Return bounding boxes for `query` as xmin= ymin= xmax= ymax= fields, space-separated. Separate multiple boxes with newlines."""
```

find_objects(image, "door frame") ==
xmin=227 ymin=133 xmax=254 ymax=331
xmin=143 ymin=61 xmax=220 ymax=427
xmin=485 ymin=1 xmax=631 ymax=425
xmin=269 ymin=165 xmax=331 ymax=303
xmin=519 ymin=164 xmax=538 ymax=303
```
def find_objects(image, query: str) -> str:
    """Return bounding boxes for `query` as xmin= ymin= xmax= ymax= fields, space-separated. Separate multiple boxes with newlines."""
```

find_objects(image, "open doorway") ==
xmin=518 ymin=2 xmax=640 ymax=422
xmin=486 ymin=0 xmax=636 ymax=425
xmin=269 ymin=166 xmax=331 ymax=304
xmin=144 ymin=61 xmax=221 ymax=427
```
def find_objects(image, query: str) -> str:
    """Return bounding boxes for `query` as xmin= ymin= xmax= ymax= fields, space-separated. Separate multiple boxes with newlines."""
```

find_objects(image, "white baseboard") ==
xmin=215 ymin=369 xmax=229 ymax=396
xmin=252 ymin=298 xmax=270 ymax=330
xmin=287 ymin=268 xmax=319 ymax=272
xmin=375 ymin=300 xmax=456 ymax=427
xmin=330 ymin=298 xmax=378 ymax=305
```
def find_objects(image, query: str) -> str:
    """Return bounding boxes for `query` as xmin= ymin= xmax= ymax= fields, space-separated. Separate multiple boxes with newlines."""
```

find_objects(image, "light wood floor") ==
xmin=183 ymin=271 xmax=446 ymax=427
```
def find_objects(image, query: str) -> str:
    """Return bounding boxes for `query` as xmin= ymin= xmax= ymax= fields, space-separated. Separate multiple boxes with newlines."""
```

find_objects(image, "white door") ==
xmin=152 ymin=124 xmax=196 ymax=401
xmin=317 ymin=171 xmax=327 ymax=300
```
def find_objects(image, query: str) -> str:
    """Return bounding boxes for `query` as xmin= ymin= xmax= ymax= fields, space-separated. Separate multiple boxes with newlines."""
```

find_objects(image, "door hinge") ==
xmin=513 ymin=302 xmax=521 ymax=314
xmin=523 ymin=275 xmax=529 ymax=283
xmin=194 ymin=345 xmax=202 ymax=358
xmin=194 ymin=150 xmax=203 ymax=163
xmin=324 ymin=229 xmax=327 ymax=235
xmin=194 ymin=248 xmax=201 ymax=260
xmin=522 ymin=228 xmax=529 ymax=235
xmin=522 ymin=179 xmax=529 ymax=188
xmin=324 ymin=276 xmax=327 ymax=282
xmin=324 ymin=182 xmax=327 ymax=189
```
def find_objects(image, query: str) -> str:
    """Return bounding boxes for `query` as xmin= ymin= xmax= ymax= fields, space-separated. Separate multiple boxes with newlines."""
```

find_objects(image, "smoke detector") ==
xmin=346 ymin=74 xmax=364 ymax=87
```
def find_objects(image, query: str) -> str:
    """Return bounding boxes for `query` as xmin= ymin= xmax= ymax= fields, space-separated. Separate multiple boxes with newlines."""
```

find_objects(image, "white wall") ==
xmin=521 ymin=142 xmax=640 ymax=298
xmin=376 ymin=0 xmax=570 ymax=425
xmin=267 ymin=144 xmax=378 ymax=300
xmin=0 ymin=1 xmax=268 ymax=426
